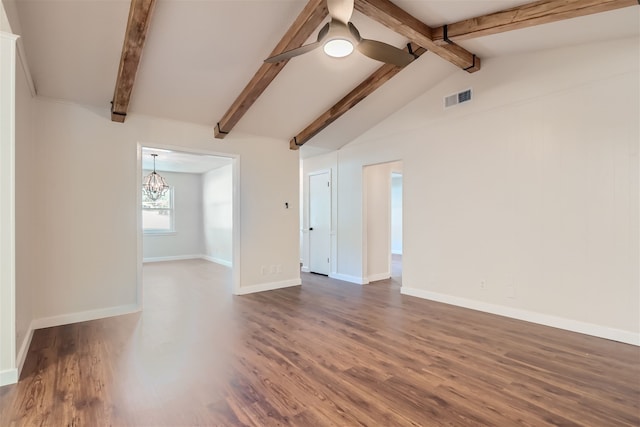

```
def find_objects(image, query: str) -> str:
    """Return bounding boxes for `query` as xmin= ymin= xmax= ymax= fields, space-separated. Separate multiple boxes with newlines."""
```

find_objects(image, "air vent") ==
xmin=444 ymin=88 xmax=472 ymax=109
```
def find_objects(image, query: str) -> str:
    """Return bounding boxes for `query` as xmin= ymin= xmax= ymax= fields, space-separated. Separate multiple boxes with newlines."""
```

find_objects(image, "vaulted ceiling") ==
xmin=11 ymin=0 xmax=640 ymax=153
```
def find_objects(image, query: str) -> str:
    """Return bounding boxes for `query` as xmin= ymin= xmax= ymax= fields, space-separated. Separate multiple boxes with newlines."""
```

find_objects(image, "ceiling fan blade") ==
xmin=347 ymin=22 xmax=361 ymax=42
xmin=317 ymin=22 xmax=330 ymax=42
xmin=264 ymin=42 xmax=321 ymax=63
xmin=357 ymin=39 xmax=415 ymax=67
xmin=327 ymin=0 xmax=354 ymax=24
xmin=264 ymin=23 xmax=329 ymax=63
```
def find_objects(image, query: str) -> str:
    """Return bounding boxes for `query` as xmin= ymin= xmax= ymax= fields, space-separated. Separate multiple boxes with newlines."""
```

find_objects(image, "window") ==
xmin=142 ymin=187 xmax=174 ymax=233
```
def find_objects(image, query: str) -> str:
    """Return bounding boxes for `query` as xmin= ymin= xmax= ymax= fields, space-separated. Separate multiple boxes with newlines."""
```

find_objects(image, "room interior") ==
xmin=0 ymin=0 xmax=638 ymax=424
xmin=140 ymin=147 xmax=234 ymax=265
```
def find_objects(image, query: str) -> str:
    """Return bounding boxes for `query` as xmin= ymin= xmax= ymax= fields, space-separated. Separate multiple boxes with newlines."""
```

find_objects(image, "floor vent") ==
xmin=444 ymin=88 xmax=472 ymax=109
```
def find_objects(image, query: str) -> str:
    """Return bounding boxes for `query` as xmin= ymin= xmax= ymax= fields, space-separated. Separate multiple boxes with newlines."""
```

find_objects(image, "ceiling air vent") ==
xmin=444 ymin=88 xmax=472 ymax=109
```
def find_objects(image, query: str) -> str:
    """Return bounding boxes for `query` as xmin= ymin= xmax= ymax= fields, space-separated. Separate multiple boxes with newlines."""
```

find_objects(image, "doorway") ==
xmin=363 ymin=161 xmax=403 ymax=284
xmin=137 ymin=144 xmax=240 ymax=306
xmin=391 ymin=172 xmax=403 ymax=279
xmin=308 ymin=171 xmax=331 ymax=275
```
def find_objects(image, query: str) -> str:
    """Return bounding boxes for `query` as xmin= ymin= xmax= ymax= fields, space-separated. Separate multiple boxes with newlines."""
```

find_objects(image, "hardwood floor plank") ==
xmin=1 ymin=258 xmax=638 ymax=426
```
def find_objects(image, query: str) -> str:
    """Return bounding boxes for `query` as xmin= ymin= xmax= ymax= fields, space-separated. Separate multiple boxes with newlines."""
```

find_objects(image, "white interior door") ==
xmin=309 ymin=172 xmax=331 ymax=275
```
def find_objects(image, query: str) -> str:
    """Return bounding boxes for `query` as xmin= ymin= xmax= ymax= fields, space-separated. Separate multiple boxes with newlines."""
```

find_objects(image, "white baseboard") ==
xmin=401 ymin=287 xmax=639 ymax=346
xmin=301 ymin=266 xmax=310 ymax=273
xmin=0 ymin=369 xmax=18 ymax=387
xmin=16 ymin=320 xmax=35 ymax=379
xmin=201 ymin=255 xmax=232 ymax=267
xmin=32 ymin=303 xmax=141 ymax=330
xmin=329 ymin=273 xmax=368 ymax=285
xmin=235 ymin=278 xmax=301 ymax=295
xmin=143 ymin=254 xmax=203 ymax=263
xmin=367 ymin=272 xmax=391 ymax=282
xmin=1 ymin=304 xmax=141 ymax=387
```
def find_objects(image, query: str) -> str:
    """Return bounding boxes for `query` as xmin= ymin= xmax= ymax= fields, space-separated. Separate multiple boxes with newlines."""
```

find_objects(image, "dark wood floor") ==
xmin=0 ymin=258 xmax=638 ymax=426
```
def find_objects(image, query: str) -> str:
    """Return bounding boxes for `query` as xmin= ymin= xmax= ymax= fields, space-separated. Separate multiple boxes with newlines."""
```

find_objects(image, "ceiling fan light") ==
xmin=323 ymin=38 xmax=354 ymax=58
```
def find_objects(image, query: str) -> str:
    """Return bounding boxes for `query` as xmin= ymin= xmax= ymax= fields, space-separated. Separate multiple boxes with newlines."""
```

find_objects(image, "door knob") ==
xmin=309 ymin=227 xmax=314 ymax=231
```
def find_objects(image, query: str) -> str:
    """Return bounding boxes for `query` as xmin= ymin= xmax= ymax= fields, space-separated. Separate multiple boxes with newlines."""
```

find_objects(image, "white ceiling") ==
xmin=142 ymin=147 xmax=232 ymax=174
xmin=10 ymin=0 xmax=640 ymax=152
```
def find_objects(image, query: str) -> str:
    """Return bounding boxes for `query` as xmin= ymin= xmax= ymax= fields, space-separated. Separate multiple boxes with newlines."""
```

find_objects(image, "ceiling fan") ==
xmin=264 ymin=0 xmax=415 ymax=67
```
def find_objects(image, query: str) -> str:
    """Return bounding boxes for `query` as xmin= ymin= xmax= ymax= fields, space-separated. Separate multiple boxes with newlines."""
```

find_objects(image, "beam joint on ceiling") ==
xmin=290 ymin=43 xmax=427 ymax=150
xmin=213 ymin=0 xmax=328 ymax=139
xmin=111 ymin=0 xmax=156 ymax=123
xmin=215 ymin=123 xmax=229 ymax=136
xmin=354 ymin=0 xmax=481 ymax=73
xmin=431 ymin=0 xmax=639 ymax=44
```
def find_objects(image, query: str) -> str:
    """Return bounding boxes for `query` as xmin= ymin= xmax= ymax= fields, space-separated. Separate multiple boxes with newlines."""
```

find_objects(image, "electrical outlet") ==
xmin=480 ymin=280 xmax=486 ymax=290
xmin=261 ymin=266 xmax=267 ymax=275
xmin=276 ymin=265 xmax=282 ymax=273
xmin=507 ymin=285 xmax=516 ymax=299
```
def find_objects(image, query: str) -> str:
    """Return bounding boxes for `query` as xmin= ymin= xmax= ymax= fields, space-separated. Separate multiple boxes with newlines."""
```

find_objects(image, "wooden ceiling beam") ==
xmin=292 ymin=0 xmax=634 ymax=146
xmin=214 ymin=0 xmax=328 ymax=138
xmin=290 ymin=43 xmax=427 ymax=150
xmin=431 ymin=0 xmax=638 ymax=44
xmin=111 ymin=0 xmax=156 ymax=123
xmin=354 ymin=0 xmax=481 ymax=73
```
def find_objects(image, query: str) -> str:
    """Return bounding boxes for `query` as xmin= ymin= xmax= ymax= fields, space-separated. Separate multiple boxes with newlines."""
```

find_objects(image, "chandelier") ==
xmin=143 ymin=154 xmax=169 ymax=201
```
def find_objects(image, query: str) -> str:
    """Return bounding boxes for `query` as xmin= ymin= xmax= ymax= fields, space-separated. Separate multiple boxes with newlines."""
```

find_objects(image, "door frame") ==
xmin=136 ymin=142 xmax=241 ymax=306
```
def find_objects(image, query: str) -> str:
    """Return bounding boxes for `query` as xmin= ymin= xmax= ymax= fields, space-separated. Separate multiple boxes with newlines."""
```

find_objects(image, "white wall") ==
xmin=202 ymin=164 xmax=233 ymax=266
xmin=14 ymin=33 xmax=36 ymax=375
xmin=304 ymin=37 xmax=640 ymax=344
xmin=391 ymin=173 xmax=402 ymax=255
xmin=0 ymin=2 xmax=9 ymax=31
xmin=0 ymin=0 xmax=39 ymax=386
xmin=143 ymin=170 xmax=205 ymax=261
xmin=30 ymin=98 xmax=299 ymax=319
xmin=0 ymin=27 xmax=18 ymax=384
